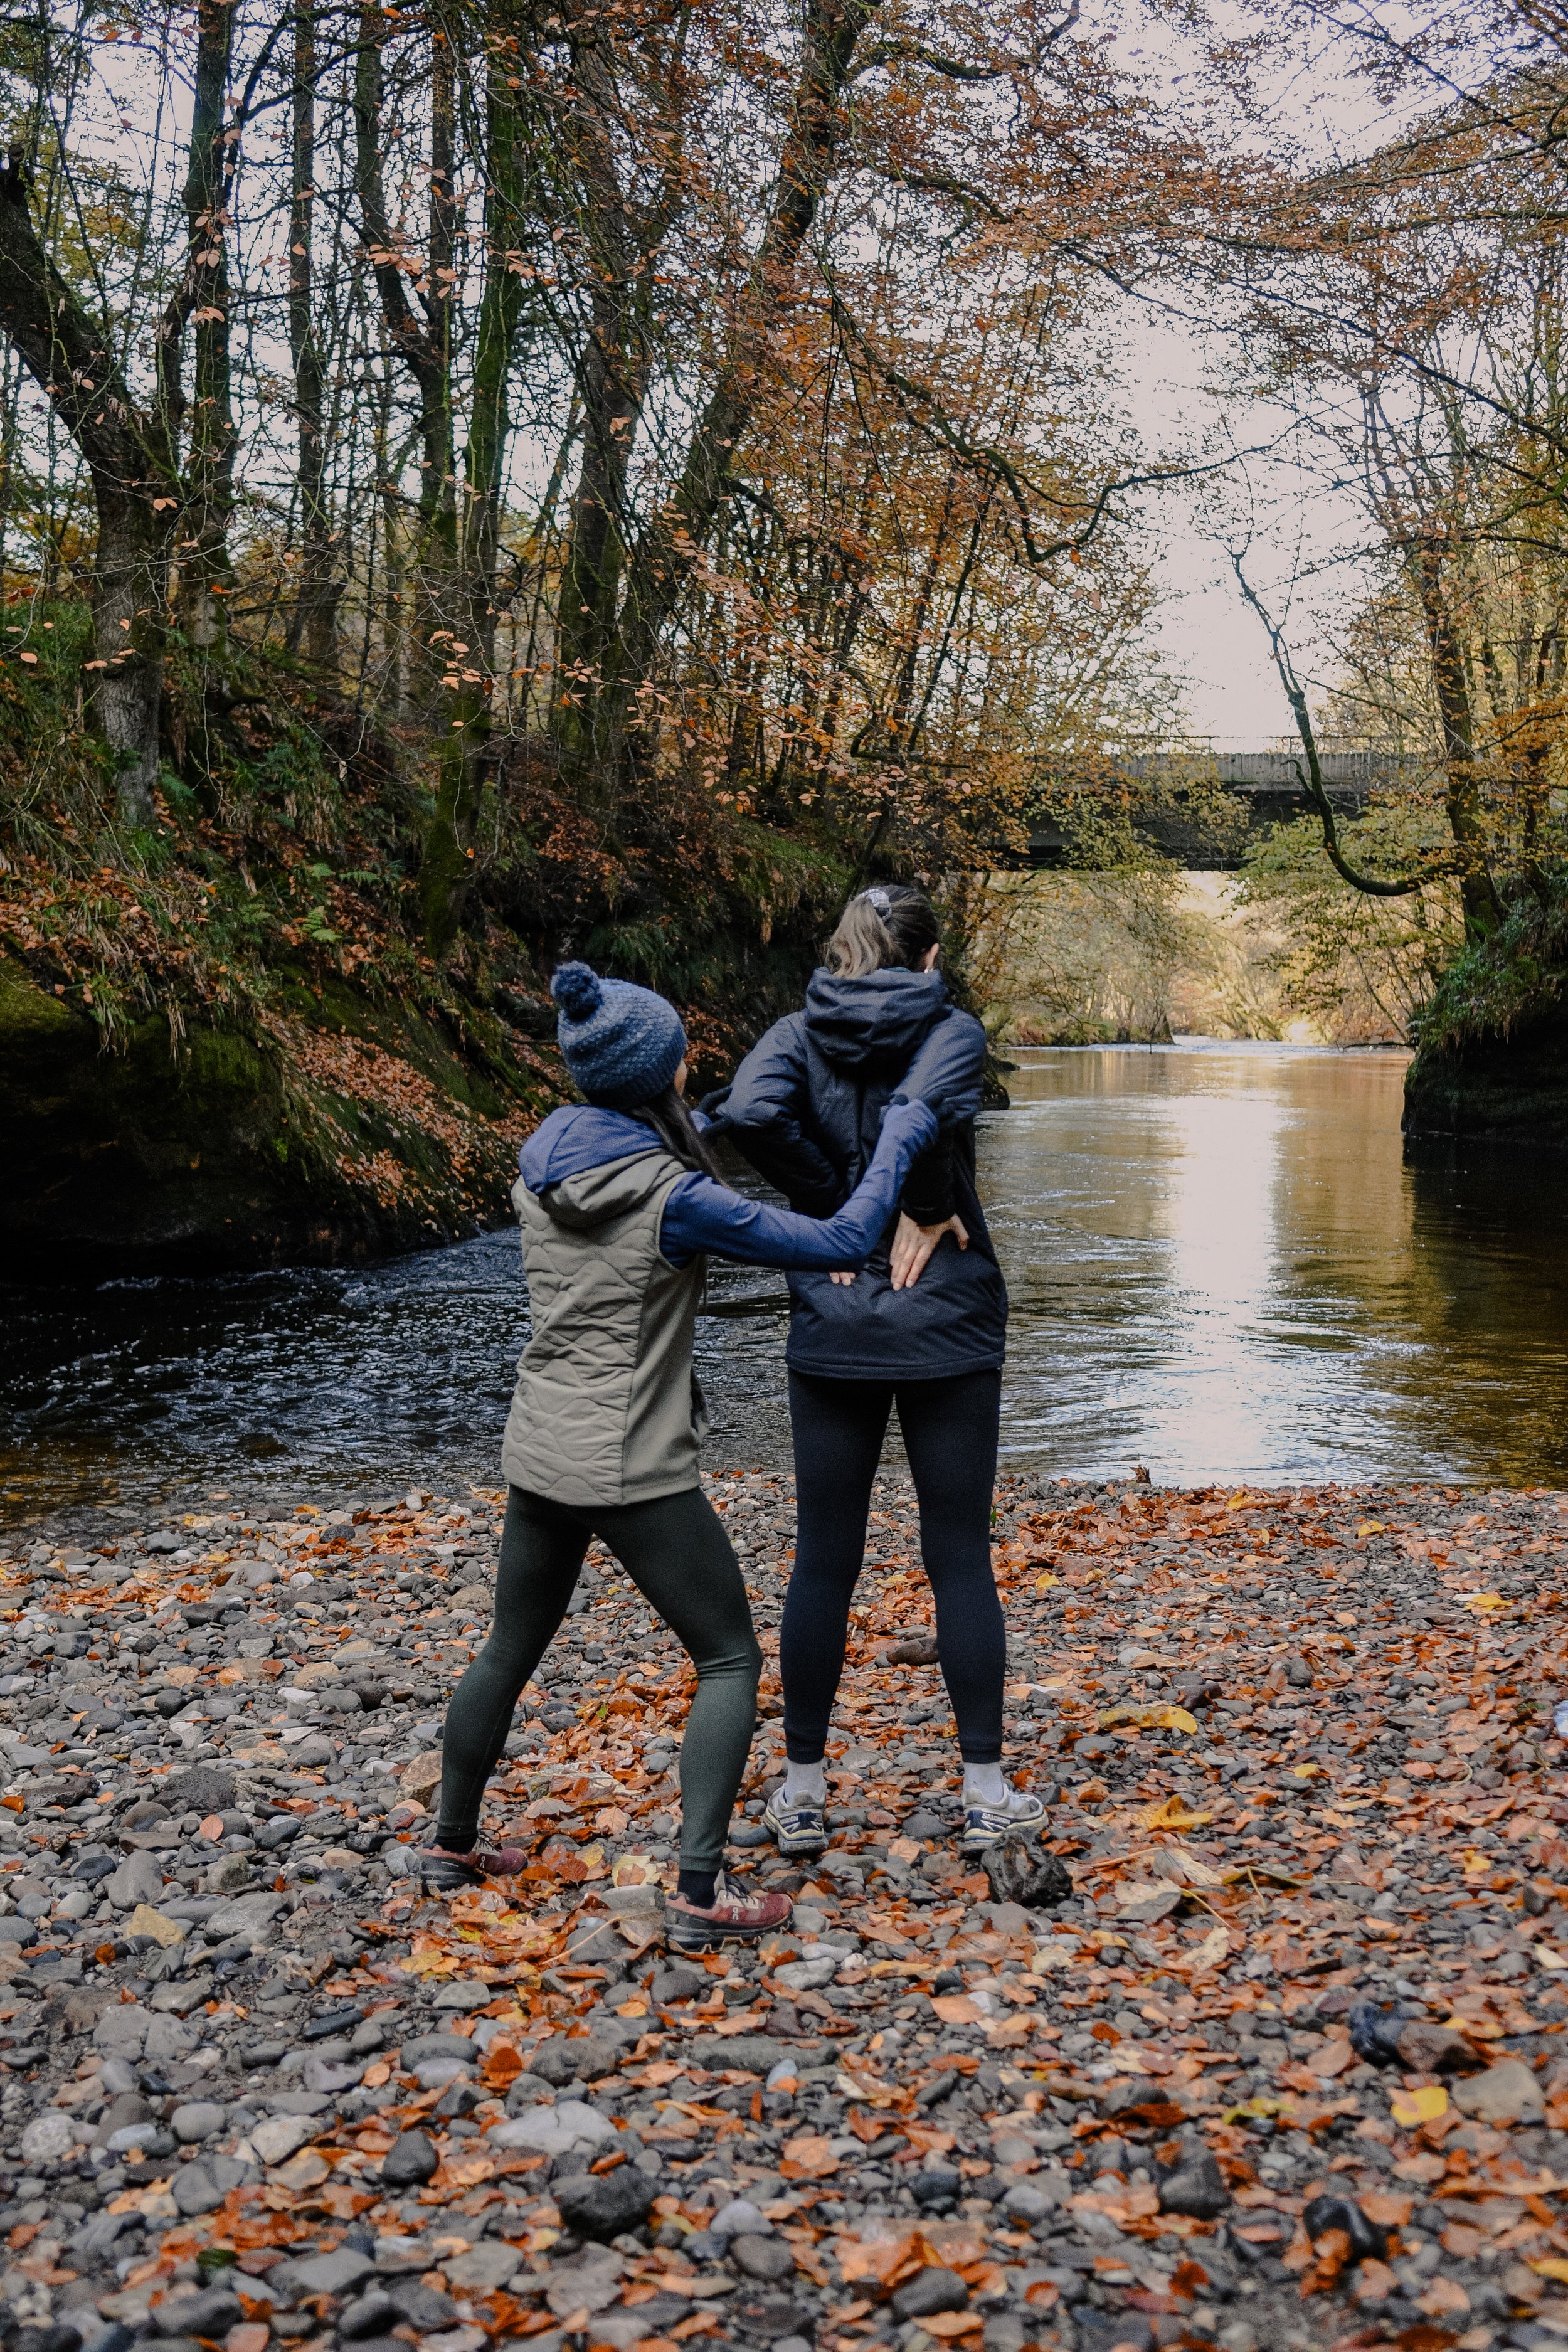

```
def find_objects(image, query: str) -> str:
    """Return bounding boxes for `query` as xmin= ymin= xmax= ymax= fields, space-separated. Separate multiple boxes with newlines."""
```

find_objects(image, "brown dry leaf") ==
xmin=780 ymin=2134 xmax=839 ymax=2180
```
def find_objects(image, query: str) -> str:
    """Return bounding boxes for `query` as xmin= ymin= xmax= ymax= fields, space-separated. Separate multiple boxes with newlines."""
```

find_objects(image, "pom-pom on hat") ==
xmin=549 ymin=960 xmax=688 ymax=1109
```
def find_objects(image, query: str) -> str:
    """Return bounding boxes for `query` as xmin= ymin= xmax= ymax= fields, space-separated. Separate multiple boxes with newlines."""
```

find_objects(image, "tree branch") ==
xmin=854 ymin=5 xmax=1079 ymax=82
xmin=1230 ymin=550 xmax=1454 ymax=901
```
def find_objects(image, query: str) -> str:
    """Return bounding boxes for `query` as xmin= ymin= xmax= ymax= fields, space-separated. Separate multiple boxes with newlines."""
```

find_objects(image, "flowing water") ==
xmin=6 ymin=1039 xmax=1568 ymax=1528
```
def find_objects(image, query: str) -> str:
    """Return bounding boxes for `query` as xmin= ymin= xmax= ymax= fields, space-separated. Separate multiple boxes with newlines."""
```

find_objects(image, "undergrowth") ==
xmin=0 ymin=600 xmax=877 ymax=1086
xmin=1412 ymin=876 xmax=1568 ymax=1054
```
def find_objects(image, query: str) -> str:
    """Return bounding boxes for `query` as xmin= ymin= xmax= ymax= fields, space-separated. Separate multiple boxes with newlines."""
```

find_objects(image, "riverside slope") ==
xmin=0 ymin=1478 xmax=1564 ymax=2352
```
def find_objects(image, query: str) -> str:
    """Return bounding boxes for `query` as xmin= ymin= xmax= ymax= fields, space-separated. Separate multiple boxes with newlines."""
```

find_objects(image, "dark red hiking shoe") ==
xmin=665 ymin=1872 xmax=794 ymax=1951
xmin=418 ymin=1843 xmax=530 ymax=1892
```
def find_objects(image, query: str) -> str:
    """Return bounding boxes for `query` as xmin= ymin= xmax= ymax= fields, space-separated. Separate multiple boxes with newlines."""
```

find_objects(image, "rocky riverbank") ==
xmin=0 ymin=955 xmax=561 ymax=1273
xmin=0 ymin=1477 xmax=1562 ymax=2352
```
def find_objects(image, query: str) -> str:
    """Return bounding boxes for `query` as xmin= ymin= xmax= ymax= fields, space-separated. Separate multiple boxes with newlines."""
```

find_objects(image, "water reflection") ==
xmin=987 ymin=1042 xmax=1568 ymax=1485
xmin=6 ymin=1039 xmax=1568 ymax=1522
xmin=0 ymin=1218 xmax=788 ymax=1527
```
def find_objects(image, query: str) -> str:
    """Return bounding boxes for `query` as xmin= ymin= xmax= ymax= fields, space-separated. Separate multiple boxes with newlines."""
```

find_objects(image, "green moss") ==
xmin=1 ymin=596 xmax=959 ymax=1264
xmin=1404 ymin=876 xmax=1568 ymax=1141
xmin=1413 ymin=887 xmax=1568 ymax=1056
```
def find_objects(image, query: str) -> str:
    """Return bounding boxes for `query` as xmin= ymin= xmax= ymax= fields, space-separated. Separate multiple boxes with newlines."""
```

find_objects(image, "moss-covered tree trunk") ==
xmin=1417 ymin=539 xmax=1503 ymax=940
xmin=0 ymin=154 xmax=179 ymax=830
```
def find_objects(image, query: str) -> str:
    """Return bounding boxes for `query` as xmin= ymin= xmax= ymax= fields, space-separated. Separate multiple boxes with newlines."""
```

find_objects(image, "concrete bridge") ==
xmin=1025 ymin=748 xmax=1420 ymax=871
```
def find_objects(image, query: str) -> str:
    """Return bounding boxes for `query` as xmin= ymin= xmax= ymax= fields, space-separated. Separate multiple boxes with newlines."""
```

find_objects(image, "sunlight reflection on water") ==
xmin=986 ymin=1041 xmax=1568 ymax=1485
xmin=5 ymin=1037 xmax=1568 ymax=1522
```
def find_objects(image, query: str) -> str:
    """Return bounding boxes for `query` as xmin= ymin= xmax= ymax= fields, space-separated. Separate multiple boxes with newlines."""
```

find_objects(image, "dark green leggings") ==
xmin=437 ymin=1483 xmax=763 ymax=1873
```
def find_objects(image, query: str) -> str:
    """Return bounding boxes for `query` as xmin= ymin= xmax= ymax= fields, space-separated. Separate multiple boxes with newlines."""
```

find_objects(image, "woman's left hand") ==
xmin=890 ymin=1210 xmax=968 ymax=1291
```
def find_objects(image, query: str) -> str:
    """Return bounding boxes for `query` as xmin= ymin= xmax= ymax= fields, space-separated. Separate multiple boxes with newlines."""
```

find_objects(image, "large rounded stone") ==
xmin=150 ymin=2289 xmax=243 ymax=2339
xmin=1157 ymin=2148 xmax=1229 ymax=2220
xmin=171 ymin=2101 xmax=226 ymax=2144
xmin=711 ymin=2200 xmax=771 ymax=2242
xmin=529 ymin=2035 xmax=619 ymax=2087
xmin=551 ymin=2164 xmax=657 ymax=2242
xmin=162 ymin=1767 xmax=236 ymax=1814
xmin=891 ymin=2269 xmax=968 ymax=2322
xmin=337 ymin=2293 xmax=397 ymax=2344
xmin=384 ymin=2282 xmax=458 ymax=2334
xmin=909 ymin=2168 xmax=962 ymax=2210
xmin=1452 ymin=2058 xmax=1544 ymax=2126
xmin=379 ymin=2129 xmax=438 ymax=2187
xmin=689 ymin=2034 xmax=789 ymax=2075
xmin=172 ymin=2154 xmax=249 ymax=2218
xmin=92 ymin=2091 xmax=154 ymax=2149
xmin=730 ymin=2291 xmax=807 ymax=2344
xmin=730 ymin=2235 xmax=796 ymax=2284
xmin=19 ymin=2113 xmax=75 ymax=2165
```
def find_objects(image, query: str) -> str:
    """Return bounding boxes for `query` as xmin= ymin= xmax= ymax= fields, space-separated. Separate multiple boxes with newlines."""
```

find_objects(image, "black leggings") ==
xmin=780 ymin=1367 xmax=1005 ymax=1766
xmin=437 ymin=1485 xmax=762 ymax=1874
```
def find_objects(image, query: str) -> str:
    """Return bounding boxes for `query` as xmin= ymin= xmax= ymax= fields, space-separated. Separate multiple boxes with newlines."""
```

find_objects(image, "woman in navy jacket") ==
xmin=713 ymin=884 xmax=1043 ymax=1857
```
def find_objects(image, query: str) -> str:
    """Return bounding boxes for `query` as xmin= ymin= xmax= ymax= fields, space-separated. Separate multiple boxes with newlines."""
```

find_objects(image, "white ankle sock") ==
xmin=964 ymin=1763 xmax=1008 ymax=1808
xmin=783 ymin=1760 xmax=826 ymax=1808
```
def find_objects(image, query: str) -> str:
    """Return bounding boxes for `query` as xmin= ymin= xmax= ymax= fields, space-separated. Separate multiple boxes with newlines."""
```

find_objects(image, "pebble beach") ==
xmin=0 ymin=1472 xmax=1562 ymax=2352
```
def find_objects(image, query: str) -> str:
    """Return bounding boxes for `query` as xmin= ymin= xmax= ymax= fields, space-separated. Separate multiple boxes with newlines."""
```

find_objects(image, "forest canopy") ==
xmin=0 ymin=0 xmax=1202 ymax=1050
xmin=6 ymin=0 xmax=1568 ymax=1221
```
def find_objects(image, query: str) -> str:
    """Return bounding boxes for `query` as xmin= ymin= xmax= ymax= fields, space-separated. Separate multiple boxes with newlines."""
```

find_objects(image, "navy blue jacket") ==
xmin=709 ymin=968 xmax=1008 ymax=1378
xmin=519 ymin=1099 xmax=936 ymax=1271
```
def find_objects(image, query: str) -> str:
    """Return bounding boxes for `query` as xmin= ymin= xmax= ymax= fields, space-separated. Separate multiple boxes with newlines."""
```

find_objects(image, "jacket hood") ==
xmin=803 ymin=967 xmax=949 ymax=1070
xmin=517 ymin=1104 xmax=670 ymax=1231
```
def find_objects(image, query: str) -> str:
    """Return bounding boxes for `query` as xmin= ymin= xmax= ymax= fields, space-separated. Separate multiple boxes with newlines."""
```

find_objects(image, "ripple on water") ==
xmin=6 ymin=1040 xmax=1568 ymax=1522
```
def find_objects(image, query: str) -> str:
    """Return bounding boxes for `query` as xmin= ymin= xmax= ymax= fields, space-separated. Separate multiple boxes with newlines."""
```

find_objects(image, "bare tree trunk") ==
xmin=1416 ymin=538 xmax=1503 ymax=938
xmin=176 ymin=0 xmax=237 ymax=669
xmin=418 ymin=40 xmax=533 ymax=955
xmin=0 ymin=153 xmax=177 ymax=830
xmin=285 ymin=0 xmax=339 ymax=667
xmin=600 ymin=0 xmax=879 ymax=783
xmin=353 ymin=0 xmax=457 ymax=724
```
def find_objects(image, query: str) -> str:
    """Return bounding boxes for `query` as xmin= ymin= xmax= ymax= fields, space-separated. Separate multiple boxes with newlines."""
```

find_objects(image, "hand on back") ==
xmin=831 ymin=1209 xmax=969 ymax=1288
xmin=890 ymin=1211 xmax=969 ymax=1291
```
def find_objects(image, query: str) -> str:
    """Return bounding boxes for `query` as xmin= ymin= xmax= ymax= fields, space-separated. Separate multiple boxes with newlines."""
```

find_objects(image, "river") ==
xmin=5 ymin=1039 xmax=1568 ymax=1529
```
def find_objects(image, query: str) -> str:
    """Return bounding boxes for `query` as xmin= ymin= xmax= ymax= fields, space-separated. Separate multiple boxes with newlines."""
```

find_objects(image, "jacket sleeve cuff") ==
xmin=898 ymin=1133 xmax=956 ymax=1225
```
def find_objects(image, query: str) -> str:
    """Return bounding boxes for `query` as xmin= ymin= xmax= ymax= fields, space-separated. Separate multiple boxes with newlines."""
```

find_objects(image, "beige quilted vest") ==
xmin=499 ymin=1145 xmax=707 ymax=1507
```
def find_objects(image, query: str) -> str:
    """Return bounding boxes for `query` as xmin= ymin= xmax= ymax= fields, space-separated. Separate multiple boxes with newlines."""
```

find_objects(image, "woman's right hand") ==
xmin=890 ymin=1210 xmax=969 ymax=1290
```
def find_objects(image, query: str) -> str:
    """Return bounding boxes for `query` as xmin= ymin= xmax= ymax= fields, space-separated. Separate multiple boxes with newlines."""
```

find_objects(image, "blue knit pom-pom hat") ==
xmin=549 ymin=961 xmax=688 ymax=1109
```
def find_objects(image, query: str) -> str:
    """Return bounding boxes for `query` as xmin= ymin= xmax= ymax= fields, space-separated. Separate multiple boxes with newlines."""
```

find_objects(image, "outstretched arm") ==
xmin=709 ymin=1017 xmax=844 ymax=1214
xmin=660 ymin=1100 xmax=936 ymax=1269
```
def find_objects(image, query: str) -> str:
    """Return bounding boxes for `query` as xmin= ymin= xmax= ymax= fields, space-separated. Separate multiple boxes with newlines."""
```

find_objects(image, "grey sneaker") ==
xmin=960 ymin=1788 xmax=1048 ymax=1854
xmin=762 ymin=1789 xmax=828 ymax=1857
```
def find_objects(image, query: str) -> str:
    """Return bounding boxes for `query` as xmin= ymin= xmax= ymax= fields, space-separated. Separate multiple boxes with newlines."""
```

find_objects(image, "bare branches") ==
xmin=854 ymin=3 xmax=1081 ymax=85
xmin=1232 ymin=551 xmax=1453 ymax=899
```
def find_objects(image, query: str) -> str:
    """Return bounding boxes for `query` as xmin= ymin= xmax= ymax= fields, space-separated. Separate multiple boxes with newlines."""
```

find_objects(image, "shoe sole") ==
xmin=960 ymin=1811 xmax=1048 ymax=1856
xmin=665 ymin=1917 xmax=775 ymax=1952
xmin=761 ymin=1809 xmax=827 ymax=1858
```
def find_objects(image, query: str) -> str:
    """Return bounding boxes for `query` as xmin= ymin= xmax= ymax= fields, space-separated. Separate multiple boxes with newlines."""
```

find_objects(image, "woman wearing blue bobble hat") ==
xmin=421 ymin=960 xmax=936 ymax=1951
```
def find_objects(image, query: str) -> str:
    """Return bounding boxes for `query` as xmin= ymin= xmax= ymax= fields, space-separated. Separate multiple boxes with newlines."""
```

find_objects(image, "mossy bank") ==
xmin=0 ymin=618 xmax=869 ymax=1273
xmin=0 ymin=953 xmax=556 ymax=1270
xmin=1402 ymin=888 xmax=1568 ymax=1146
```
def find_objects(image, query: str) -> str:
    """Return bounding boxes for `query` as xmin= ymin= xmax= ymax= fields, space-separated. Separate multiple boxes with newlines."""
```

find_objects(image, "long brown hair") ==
xmin=629 ymin=1083 xmax=724 ymax=1179
xmin=824 ymin=884 xmax=941 ymax=978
